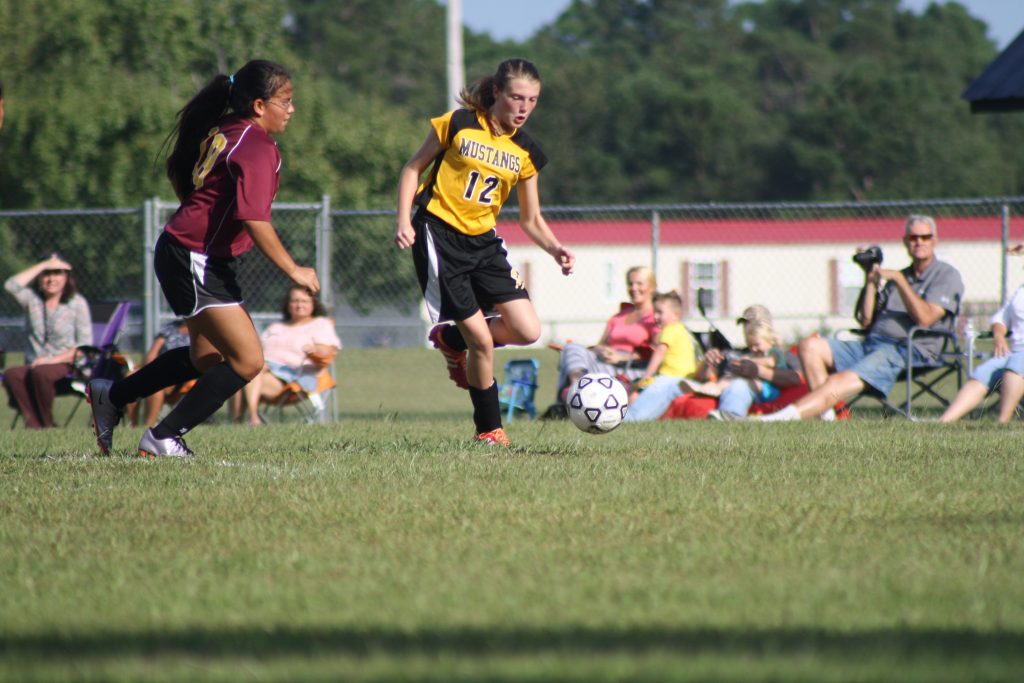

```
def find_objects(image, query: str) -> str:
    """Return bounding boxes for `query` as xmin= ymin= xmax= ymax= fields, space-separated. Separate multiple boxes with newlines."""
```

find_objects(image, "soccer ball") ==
xmin=566 ymin=372 xmax=629 ymax=434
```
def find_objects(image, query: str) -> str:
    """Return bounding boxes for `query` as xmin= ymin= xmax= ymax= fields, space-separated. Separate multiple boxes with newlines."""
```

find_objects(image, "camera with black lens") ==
xmin=852 ymin=245 xmax=883 ymax=272
xmin=718 ymin=349 xmax=744 ymax=376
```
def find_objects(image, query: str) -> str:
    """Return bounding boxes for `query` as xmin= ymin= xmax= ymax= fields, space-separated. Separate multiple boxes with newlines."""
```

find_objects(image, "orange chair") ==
xmin=260 ymin=368 xmax=336 ymax=424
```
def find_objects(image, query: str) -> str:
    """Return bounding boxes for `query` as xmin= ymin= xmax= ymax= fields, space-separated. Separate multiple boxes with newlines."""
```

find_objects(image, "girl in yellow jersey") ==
xmin=395 ymin=59 xmax=575 ymax=446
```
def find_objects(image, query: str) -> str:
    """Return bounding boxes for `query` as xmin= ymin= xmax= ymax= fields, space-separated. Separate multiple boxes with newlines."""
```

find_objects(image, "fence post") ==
xmin=651 ymin=209 xmax=660 ymax=283
xmin=316 ymin=194 xmax=338 ymax=422
xmin=1001 ymin=203 xmax=1010 ymax=307
xmin=143 ymin=197 xmax=156 ymax=348
xmin=318 ymin=194 xmax=333 ymax=308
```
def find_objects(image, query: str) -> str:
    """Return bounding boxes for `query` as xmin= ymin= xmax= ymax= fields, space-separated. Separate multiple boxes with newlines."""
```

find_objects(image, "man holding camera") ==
xmin=762 ymin=214 xmax=963 ymax=421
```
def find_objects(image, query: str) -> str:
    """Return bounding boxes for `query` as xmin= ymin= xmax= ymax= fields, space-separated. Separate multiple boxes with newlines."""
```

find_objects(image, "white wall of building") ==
xmin=504 ymin=238 xmax=1014 ymax=347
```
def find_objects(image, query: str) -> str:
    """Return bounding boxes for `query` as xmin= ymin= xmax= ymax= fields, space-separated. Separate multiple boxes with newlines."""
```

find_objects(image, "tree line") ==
xmin=0 ymin=0 xmax=1018 ymax=210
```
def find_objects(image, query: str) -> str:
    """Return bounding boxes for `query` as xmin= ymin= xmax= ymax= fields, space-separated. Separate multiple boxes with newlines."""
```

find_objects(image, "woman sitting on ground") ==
xmin=552 ymin=265 xmax=659 ymax=405
xmin=242 ymin=286 xmax=340 ymax=425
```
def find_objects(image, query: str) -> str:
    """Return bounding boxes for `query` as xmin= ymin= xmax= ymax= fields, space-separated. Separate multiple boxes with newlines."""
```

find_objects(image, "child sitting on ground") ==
xmin=681 ymin=319 xmax=787 ymax=419
xmin=623 ymin=291 xmax=698 ymax=422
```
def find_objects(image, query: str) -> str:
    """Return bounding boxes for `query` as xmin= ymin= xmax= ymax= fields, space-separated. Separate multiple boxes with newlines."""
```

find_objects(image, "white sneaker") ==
xmin=138 ymin=429 xmax=194 ymax=458
xmin=87 ymin=379 xmax=122 ymax=456
xmin=759 ymin=404 xmax=801 ymax=421
xmin=820 ymin=408 xmax=836 ymax=421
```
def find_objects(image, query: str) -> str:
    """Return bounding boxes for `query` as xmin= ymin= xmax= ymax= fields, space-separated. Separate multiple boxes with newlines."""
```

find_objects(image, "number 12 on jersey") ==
xmin=463 ymin=171 xmax=499 ymax=205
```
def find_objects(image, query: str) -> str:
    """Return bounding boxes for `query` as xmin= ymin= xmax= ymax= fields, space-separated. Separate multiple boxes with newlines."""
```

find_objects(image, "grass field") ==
xmin=1 ymin=348 xmax=1022 ymax=681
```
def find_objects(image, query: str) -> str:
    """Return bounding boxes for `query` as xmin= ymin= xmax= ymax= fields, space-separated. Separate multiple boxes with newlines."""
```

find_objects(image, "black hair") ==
xmin=164 ymin=59 xmax=291 ymax=199
xmin=458 ymin=58 xmax=541 ymax=114
xmin=281 ymin=286 xmax=327 ymax=321
xmin=31 ymin=269 xmax=78 ymax=304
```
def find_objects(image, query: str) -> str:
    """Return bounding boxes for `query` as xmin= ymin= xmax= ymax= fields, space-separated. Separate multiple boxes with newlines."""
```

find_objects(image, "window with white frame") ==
xmin=837 ymin=260 xmax=864 ymax=317
xmin=603 ymin=262 xmax=617 ymax=302
xmin=689 ymin=261 xmax=722 ymax=316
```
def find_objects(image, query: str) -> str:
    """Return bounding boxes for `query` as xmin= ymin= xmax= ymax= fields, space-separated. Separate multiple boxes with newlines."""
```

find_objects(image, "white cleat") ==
xmin=138 ymin=429 xmax=194 ymax=459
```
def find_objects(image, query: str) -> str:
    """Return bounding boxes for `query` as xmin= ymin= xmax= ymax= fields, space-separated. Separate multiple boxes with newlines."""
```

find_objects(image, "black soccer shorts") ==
xmin=411 ymin=210 xmax=530 ymax=323
xmin=154 ymin=232 xmax=245 ymax=317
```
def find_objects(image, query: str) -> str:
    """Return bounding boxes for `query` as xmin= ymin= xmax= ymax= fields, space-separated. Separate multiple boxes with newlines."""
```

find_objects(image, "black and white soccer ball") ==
xmin=566 ymin=372 xmax=629 ymax=434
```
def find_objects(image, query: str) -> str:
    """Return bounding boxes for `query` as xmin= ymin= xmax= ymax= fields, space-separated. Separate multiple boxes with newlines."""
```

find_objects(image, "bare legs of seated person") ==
xmin=242 ymin=365 xmax=287 ymax=426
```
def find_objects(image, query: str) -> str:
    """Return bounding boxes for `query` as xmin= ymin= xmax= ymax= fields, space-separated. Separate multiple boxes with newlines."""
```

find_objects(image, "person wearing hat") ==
xmin=2 ymin=253 xmax=92 ymax=428
xmin=682 ymin=315 xmax=803 ymax=420
xmin=737 ymin=304 xmax=772 ymax=326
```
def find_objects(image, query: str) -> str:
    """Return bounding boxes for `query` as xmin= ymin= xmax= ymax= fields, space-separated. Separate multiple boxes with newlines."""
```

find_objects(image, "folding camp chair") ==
xmin=259 ymin=367 xmax=336 ymax=424
xmin=846 ymin=325 xmax=964 ymax=420
xmin=7 ymin=301 xmax=133 ymax=428
xmin=497 ymin=358 xmax=540 ymax=421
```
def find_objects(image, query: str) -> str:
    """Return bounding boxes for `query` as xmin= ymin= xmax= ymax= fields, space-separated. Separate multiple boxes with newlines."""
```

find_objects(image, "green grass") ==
xmin=1 ymin=349 xmax=1022 ymax=681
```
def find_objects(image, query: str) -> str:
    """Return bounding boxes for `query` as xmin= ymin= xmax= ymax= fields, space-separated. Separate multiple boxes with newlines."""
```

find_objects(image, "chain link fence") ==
xmin=2 ymin=197 xmax=1023 ymax=359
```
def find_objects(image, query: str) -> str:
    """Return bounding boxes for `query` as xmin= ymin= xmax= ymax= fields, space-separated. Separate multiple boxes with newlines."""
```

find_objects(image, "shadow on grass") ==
xmin=2 ymin=625 xmax=1022 ymax=661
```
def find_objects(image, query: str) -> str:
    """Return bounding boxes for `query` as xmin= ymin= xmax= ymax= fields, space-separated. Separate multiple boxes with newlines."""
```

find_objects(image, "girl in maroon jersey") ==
xmin=88 ymin=59 xmax=319 ymax=457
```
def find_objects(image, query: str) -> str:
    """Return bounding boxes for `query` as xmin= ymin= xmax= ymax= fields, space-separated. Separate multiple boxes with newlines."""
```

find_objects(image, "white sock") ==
xmin=820 ymin=408 xmax=836 ymax=421
xmin=760 ymin=404 xmax=800 ymax=421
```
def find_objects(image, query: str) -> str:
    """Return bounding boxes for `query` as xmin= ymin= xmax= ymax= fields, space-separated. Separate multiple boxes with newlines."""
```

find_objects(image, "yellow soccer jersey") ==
xmin=416 ymin=108 xmax=548 ymax=236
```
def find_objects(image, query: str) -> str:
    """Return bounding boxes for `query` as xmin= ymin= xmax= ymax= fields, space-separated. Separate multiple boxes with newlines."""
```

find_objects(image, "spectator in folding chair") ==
xmin=761 ymin=215 xmax=963 ymax=421
xmin=241 ymin=286 xmax=340 ymax=425
xmin=549 ymin=265 xmax=660 ymax=412
xmin=941 ymin=248 xmax=1024 ymax=423
xmin=3 ymin=253 xmax=92 ymax=429
xmin=125 ymin=319 xmax=191 ymax=427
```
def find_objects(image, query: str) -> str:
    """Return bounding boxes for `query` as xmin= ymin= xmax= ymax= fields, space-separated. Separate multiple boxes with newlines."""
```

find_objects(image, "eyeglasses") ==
xmin=267 ymin=98 xmax=294 ymax=111
xmin=906 ymin=234 xmax=934 ymax=242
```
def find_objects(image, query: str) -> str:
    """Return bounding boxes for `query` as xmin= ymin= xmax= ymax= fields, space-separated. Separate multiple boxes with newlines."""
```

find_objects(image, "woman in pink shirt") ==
xmin=243 ymin=286 xmax=340 ymax=425
xmin=552 ymin=265 xmax=659 ymax=404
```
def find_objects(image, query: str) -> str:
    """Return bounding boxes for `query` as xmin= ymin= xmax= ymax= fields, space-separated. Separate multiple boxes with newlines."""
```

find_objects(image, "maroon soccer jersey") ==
xmin=164 ymin=117 xmax=281 ymax=258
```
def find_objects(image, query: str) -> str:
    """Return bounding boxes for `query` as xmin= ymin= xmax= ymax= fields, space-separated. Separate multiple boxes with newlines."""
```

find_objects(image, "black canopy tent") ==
xmin=962 ymin=29 xmax=1024 ymax=113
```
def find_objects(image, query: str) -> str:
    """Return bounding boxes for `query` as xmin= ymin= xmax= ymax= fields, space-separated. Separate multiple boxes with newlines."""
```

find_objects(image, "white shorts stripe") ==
xmin=186 ymin=250 xmax=243 ymax=318
xmin=423 ymin=223 xmax=443 ymax=324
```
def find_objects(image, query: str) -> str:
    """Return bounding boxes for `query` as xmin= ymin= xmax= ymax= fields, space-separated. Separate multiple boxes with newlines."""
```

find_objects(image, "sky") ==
xmin=459 ymin=0 xmax=1024 ymax=50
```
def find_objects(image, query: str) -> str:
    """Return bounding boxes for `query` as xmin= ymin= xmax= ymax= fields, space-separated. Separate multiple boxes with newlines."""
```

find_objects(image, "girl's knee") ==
xmin=466 ymin=335 xmax=495 ymax=356
xmin=517 ymin=327 xmax=541 ymax=346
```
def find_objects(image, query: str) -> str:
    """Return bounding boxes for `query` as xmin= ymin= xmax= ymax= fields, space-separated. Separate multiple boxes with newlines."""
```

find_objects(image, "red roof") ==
xmin=496 ymin=216 xmax=1019 ymax=246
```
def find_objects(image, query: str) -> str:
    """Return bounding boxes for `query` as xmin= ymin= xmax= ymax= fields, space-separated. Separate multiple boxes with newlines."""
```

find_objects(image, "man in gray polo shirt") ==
xmin=762 ymin=214 xmax=963 ymax=421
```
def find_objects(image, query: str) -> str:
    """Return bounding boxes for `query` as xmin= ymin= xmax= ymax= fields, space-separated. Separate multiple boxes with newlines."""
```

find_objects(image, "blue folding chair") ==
xmin=497 ymin=358 xmax=540 ymax=421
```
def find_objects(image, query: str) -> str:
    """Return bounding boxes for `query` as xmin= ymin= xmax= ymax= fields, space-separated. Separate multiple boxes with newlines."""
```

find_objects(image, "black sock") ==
xmin=469 ymin=381 xmax=502 ymax=433
xmin=441 ymin=325 xmax=467 ymax=352
xmin=152 ymin=362 xmax=248 ymax=439
xmin=110 ymin=347 xmax=200 ymax=408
